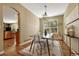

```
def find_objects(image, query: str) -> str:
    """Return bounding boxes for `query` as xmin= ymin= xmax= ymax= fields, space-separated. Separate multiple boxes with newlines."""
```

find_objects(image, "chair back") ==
xmin=33 ymin=34 xmax=41 ymax=42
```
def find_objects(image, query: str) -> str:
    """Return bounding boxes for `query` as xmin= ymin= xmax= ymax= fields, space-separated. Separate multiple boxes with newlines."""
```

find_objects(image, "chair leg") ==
xmin=39 ymin=42 xmax=42 ymax=55
xmin=40 ymin=47 xmax=42 ymax=55
xmin=29 ymin=40 xmax=34 ymax=52
xmin=43 ymin=43 xmax=46 ymax=54
xmin=32 ymin=43 xmax=35 ymax=54
xmin=36 ymin=45 xmax=39 ymax=55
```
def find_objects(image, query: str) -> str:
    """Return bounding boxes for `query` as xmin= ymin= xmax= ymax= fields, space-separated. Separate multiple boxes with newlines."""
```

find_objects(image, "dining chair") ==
xmin=29 ymin=34 xmax=46 ymax=55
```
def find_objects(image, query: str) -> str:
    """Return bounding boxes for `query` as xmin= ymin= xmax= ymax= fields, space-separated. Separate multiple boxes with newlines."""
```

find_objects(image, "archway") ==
xmin=3 ymin=6 xmax=20 ymax=55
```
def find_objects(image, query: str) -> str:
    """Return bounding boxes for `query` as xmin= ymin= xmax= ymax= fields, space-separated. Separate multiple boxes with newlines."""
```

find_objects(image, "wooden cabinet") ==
xmin=4 ymin=31 xmax=13 ymax=39
xmin=15 ymin=31 xmax=20 ymax=46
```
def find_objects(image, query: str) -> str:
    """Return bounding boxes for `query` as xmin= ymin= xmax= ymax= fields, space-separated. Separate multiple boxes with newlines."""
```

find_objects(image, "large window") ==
xmin=43 ymin=20 xmax=58 ymax=34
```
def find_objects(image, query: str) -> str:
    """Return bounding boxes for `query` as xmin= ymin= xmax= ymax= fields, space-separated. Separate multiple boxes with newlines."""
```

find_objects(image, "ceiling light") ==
xmin=43 ymin=5 xmax=47 ymax=17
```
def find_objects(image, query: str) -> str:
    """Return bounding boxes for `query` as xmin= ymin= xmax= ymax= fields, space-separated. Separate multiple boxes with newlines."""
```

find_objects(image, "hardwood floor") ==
xmin=59 ymin=41 xmax=70 ymax=56
xmin=19 ymin=40 xmax=75 ymax=56
xmin=3 ymin=38 xmax=20 ymax=56
xmin=4 ymin=38 xmax=14 ymax=49
xmin=1 ymin=38 xmax=75 ymax=56
xmin=2 ymin=38 xmax=32 ymax=56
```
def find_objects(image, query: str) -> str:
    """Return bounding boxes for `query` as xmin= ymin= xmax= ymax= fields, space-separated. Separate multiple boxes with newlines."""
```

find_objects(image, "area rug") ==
xmin=19 ymin=40 xmax=63 ymax=56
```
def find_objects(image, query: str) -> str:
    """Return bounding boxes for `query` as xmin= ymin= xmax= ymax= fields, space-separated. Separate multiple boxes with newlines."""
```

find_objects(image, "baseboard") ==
xmin=19 ymin=38 xmax=32 ymax=46
xmin=63 ymin=41 xmax=78 ymax=56
xmin=0 ymin=50 xmax=4 ymax=55
xmin=71 ymin=49 xmax=78 ymax=56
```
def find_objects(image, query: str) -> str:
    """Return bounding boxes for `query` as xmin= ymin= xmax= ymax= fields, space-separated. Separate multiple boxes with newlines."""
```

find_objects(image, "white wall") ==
xmin=0 ymin=4 xmax=4 ymax=52
xmin=2 ymin=4 xmax=40 ymax=43
xmin=0 ymin=4 xmax=40 ymax=52
xmin=64 ymin=3 xmax=79 ymax=53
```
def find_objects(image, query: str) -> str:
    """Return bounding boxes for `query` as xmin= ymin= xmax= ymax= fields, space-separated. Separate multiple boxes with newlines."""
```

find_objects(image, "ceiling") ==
xmin=21 ymin=3 xmax=68 ymax=18
xmin=3 ymin=7 xmax=18 ymax=23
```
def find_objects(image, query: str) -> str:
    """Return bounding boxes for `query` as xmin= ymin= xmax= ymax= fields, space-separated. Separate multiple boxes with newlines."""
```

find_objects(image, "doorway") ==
xmin=3 ymin=6 xmax=20 ymax=55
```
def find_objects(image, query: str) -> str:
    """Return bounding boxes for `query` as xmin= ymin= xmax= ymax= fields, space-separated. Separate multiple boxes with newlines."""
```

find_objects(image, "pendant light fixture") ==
xmin=43 ymin=5 xmax=47 ymax=17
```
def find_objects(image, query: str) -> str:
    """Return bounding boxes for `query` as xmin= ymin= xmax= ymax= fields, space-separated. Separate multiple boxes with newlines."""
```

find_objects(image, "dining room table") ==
xmin=42 ymin=33 xmax=53 ymax=56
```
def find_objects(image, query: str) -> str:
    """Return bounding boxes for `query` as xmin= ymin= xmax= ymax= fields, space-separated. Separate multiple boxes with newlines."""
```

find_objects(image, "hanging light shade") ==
xmin=43 ymin=5 xmax=47 ymax=17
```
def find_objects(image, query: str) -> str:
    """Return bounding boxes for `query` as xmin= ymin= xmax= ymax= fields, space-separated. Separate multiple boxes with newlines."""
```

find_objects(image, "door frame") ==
xmin=11 ymin=7 xmax=20 ymax=46
xmin=3 ymin=6 xmax=20 ymax=48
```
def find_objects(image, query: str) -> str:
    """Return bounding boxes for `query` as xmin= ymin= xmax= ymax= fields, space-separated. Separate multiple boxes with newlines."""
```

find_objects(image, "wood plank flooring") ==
xmin=1 ymin=38 xmax=76 ymax=56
